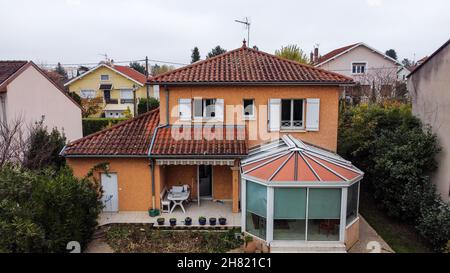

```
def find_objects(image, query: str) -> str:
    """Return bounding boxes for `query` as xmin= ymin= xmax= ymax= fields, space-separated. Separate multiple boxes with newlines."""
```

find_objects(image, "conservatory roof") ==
xmin=241 ymin=135 xmax=363 ymax=184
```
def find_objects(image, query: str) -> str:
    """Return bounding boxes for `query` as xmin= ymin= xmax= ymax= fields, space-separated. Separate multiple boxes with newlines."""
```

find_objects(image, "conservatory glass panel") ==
xmin=273 ymin=188 xmax=307 ymax=240
xmin=246 ymin=181 xmax=267 ymax=239
xmin=307 ymin=188 xmax=341 ymax=241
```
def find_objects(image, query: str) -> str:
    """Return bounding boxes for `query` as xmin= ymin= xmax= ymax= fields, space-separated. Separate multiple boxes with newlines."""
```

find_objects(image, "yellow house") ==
xmin=64 ymin=63 xmax=158 ymax=117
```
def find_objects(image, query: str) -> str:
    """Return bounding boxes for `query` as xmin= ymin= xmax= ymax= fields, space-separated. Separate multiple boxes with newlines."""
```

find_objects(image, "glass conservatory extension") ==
xmin=240 ymin=135 xmax=364 ymax=245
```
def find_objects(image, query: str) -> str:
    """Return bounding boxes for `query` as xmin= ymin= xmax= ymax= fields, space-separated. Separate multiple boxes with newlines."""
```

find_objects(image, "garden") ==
xmin=338 ymin=102 xmax=450 ymax=252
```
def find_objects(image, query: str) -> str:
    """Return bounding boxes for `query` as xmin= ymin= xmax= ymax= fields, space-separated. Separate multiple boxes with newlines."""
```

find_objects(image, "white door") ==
xmin=101 ymin=173 xmax=118 ymax=212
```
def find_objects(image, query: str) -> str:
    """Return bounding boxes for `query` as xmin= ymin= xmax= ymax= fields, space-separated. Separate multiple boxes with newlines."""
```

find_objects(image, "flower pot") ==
xmin=157 ymin=218 xmax=165 ymax=226
xmin=218 ymin=217 xmax=227 ymax=225
xmin=148 ymin=209 xmax=160 ymax=217
xmin=199 ymin=217 xmax=207 ymax=225
xmin=169 ymin=218 xmax=176 ymax=226
xmin=185 ymin=218 xmax=192 ymax=226
xmin=209 ymin=217 xmax=217 ymax=226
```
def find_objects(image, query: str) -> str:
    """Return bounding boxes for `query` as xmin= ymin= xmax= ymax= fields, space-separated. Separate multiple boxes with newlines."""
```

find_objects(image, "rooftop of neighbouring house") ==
xmin=113 ymin=65 xmax=147 ymax=84
xmin=148 ymin=41 xmax=354 ymax=85
xmin=241 ymin=135 xmax=363 ymax=183
xmin=0 ymin=60 xmax=28 ymax=86
xmin=316 ymin=44 xmax=359 ymax=65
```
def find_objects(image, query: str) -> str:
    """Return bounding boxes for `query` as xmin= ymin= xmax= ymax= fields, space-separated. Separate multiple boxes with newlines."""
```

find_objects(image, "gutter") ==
xmin=148 ymin=81 xmax=355 ymax=87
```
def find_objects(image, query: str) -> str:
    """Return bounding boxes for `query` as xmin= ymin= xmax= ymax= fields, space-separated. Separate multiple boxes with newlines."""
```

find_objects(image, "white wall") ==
xmin=409 ymin=43 xmax=450 ymax=202
xmin=317 ymin=45 xmax=399 ymax=86
xmin=4 ymin=65 xmax=82 ymax=142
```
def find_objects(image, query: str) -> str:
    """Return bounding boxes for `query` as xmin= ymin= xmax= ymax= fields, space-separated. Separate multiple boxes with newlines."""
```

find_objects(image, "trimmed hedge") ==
xmin=82 ymin=118 xmax=128 ymax=136
xmin=137 ymin=97 xmax=159 ymax=115
xmin=338 ymin=103 xmax=449 ymax=252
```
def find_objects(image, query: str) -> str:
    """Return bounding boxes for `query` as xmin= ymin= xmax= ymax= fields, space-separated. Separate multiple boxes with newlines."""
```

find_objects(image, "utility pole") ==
xmin=145 ymin=56 xmax=150 ymax=112
xmin=235 ymin=17 xmax=251 ymax=46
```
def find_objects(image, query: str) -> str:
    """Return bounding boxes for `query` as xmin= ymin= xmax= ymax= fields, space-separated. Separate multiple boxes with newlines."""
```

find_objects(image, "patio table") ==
xmin=168 ymin=190 xmax=190 ymax=213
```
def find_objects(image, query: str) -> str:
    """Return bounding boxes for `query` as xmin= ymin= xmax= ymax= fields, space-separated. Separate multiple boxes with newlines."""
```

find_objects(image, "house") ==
xmin=62 ymin=41 xmax=363 ymax=251
xmin=408 ymin=38 xmax=450 ymax=203
xmin=0 ymin=61 xmax=82 ymax=141
xmin=313 ymin=43 xmax=405 ymax=101
xmin=65 ymin=62 xmax=157 ymax=118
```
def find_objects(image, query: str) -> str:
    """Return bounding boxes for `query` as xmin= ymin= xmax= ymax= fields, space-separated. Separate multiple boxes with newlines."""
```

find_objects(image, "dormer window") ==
xmin=352 ymin=63 xmax=366 ymax=74
xmin=100 ymin=74 xmax=110 ymax=81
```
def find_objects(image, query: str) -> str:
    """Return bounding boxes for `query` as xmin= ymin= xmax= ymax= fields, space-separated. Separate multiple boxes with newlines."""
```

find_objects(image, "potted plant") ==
xmin=209 ymin=217 xmax=217 ymax=226
xmin=169 ymin=218 xmax=177 ymax=226
xmin=198 ymin=216 xmax=207 ymax=226
xmin=184 ymin=217 xmax=192 ymax=226
xmin=157 ymin=217 xmax=165 ymax=226
xmin=218 ymin=217 xmax=227 ymax=225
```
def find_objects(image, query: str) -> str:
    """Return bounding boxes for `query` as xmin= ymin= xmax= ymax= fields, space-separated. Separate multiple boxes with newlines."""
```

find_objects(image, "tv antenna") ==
xmin=99 ymin=53 xmax=109 ymax=62
xmin=235 ymin=17 xmax=251 ymax=46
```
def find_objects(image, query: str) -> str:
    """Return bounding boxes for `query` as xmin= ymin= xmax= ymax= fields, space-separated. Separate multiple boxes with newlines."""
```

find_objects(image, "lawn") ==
xmin=359 ymin=189 xmax=432 ymax=253
xmin=105 ymin=224 xmax=243 ymax=253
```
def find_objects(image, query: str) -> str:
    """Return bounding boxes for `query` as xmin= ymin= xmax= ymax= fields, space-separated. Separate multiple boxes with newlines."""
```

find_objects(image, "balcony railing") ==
xmin=281 ymin=120 xmax=303 ymax=129
xmin=120 ymin=99 xmax=134 ymax=104
xmin=105 ymin=99 xmax=119 ymax=104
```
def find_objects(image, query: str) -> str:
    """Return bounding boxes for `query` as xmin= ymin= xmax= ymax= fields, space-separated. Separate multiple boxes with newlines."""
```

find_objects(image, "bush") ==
xmin=82 ymin=118 xmax=128 ymax=136
xmin=0 ymin=165 xmax=102 ymax=252
xmin=23 ymin=121 xmax=66 ymax=171
xmin=417 ymin=197 xmax=450 ymax=252
xmin=339 ymin=103 xmax=450 ymax=252
xmin=137 ymin=97 xmax=159 ymax=115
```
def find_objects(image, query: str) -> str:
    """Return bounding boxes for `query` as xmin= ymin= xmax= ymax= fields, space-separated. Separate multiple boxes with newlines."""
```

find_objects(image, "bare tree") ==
xmin=0 ymin=116 xmax=28 ymax=167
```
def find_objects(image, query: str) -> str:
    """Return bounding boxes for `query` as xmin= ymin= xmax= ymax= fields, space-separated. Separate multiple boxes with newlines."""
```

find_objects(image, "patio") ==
xmin=99 ymin=200 xmax=241 ymax=227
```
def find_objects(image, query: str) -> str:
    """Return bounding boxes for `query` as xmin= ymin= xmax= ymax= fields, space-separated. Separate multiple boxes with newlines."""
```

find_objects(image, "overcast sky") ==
xmin=1 ymin=0 xmax=449 ymax=68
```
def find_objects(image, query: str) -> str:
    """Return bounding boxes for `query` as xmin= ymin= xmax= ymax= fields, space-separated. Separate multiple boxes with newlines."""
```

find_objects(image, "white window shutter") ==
xmin=215 ymin=99 xmax=224 ymax=122
xmin=306 ymin=98 xmax=320 ymax=131
xmin=178 ymin=98 xmax=191 ymax=121
xmin=268 ymin=99 xmax=281 ymax=132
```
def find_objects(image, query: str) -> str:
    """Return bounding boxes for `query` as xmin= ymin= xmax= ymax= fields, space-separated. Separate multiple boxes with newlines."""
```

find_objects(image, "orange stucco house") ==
xmin=62 ymin=42 xmax=363 ymax=251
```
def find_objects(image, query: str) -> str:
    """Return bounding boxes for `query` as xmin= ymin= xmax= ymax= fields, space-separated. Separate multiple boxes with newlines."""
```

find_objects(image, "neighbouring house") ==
xmin=0 ymin=61 xmax=82 ymax=141
xmin=313 ymin=43 xmax=406 ymax=102
xmin=408 ymin=38 xmax=450 ymax=203
xmin=65 ymin=62 xmax=157 ymax=118
xmin=62 ymin=41 xmax=363 ymax=251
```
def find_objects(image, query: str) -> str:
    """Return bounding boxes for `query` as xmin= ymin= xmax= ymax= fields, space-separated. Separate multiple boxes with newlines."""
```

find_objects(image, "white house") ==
xmin=0 ymin=61 xmax=83 ymax=142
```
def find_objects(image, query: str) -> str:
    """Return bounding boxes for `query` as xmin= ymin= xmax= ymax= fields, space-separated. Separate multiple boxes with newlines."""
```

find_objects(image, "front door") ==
xmin=103 ymin=89 xmax=111 ymax=103
xmin=198 ymin=165 xmax=212 ymax=198
xmin=101 ymin=173 xmax=118 ymax=212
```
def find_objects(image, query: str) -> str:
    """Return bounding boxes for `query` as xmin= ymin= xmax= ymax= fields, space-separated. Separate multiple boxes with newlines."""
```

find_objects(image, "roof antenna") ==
xmin=235 ymin=17 xmax=251 ymax=47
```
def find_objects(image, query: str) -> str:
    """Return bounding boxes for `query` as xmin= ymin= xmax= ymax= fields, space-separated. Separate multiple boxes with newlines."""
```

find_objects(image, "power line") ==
xmin=40 ymin=58 xmax=188 ymax=67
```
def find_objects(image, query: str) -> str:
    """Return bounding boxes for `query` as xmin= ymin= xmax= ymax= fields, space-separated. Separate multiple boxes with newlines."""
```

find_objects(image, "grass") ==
xmin=359 ymin=189 xmax=431 ymax=253
xmin=105 ymin=224 xmax=243 ymax=253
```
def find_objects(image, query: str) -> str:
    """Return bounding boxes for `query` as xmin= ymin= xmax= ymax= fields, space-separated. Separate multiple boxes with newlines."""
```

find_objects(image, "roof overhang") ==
xmin=156 ymin=158 xmax=235 ymax=166
xmin=148 ymin=81 xmax=354 ymax=87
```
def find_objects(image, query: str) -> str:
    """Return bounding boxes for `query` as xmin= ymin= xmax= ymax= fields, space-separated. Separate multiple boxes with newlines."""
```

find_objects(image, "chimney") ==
xmin=310 ymin=52 xmax=314 ymax=64
xmin=314 ymin=47 xmax=319 ymax=64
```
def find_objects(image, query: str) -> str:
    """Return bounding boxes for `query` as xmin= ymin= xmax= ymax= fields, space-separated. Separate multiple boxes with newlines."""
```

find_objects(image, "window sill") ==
xmin=243 ymin=116 xmax=256 ymax=121
xmin=280 ymin=128 xmax=307 ymax=133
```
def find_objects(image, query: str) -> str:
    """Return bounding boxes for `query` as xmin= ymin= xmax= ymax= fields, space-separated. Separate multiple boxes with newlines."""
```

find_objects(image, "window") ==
xmin=80 ymin=89 xmax=95 ymax=99
xmin=307 ymin=188 xmax=341 ymax=241
xmin=193 ymin=98 xmax=217 ymax=119
xmin=346 ymin=182 xmax=359 ymax=225
xmin=246 ymin=181 xmax=267 ymax=240
xmin=120 ymin=89 xmax=133 ymax=104
xmin=281 ymin=99 xmax=304 ymax=129
xmin=100 ymin=74 xmax=109 ymax=81
xmin=274 ymin=188 xmax=307 ymax=240
xmin=243 ymin=99 xmax=255 ymax=118
xmin=352 ymin=63 xmax=366 ymax=74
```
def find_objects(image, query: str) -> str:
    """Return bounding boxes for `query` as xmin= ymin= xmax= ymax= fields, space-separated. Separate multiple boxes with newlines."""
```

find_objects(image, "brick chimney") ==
xmin=313 ymin=47 xmax=319 ymax=64
xmin=310 ymin=52 xmax=314 ymax=64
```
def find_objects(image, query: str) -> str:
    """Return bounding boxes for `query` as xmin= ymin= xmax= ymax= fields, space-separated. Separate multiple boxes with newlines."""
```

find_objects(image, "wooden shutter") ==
xmin=306 ymin=98 xmax=320 ymax=131
xmin=215 ymin=99 xmax=224 ymax=122
xmin=268 ymin=99 xmax=281 ymax=132
xmin=178 ymin=98 xmax=191 ymax=121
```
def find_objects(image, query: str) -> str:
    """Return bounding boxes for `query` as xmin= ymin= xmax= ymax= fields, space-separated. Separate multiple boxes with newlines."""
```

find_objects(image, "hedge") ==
xmin=82 ymin=118 xmax=128 ymax=136
xmin=338 ymin=103 xmax=449 ymax=252
xmin=137 ymin=97 xmax=159 ymax=115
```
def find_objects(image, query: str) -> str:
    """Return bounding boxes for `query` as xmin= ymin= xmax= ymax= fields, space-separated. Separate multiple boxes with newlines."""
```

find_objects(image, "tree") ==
xmin=23 ymin=121 xmax=66 ymax=171
xmin=150 ymin=64 xmax=175 ymax=76
xmin=0 ymin=117 xmax=27 ymax=167
xmin=207 ymin=46 xmax=227 ymax=58
xmin=129 ymin=62 xmax=146 ymax=75
xmin=137 ymin=97 xmax=160 ymax=115
xmin=401 ymin=58 xmax=415 ymax=68
xmin=80 ymin=97 xmax=103 ymax=118
xmin=385 ymin=49 xmax=398 ymax=60
xmin=54 ymin=62 xmax=68 ymax=81
xmin=191 ymin=47 xmax=201 ymax=63
xmin=275 ymin=45 xmax=309 ymax=64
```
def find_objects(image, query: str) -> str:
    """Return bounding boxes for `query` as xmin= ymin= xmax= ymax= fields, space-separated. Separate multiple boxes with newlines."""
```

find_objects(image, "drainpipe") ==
xmin=165 ymin=85 xmax=169 ymax=124
xmin=148 ymin=124 xmax=167 ymax=211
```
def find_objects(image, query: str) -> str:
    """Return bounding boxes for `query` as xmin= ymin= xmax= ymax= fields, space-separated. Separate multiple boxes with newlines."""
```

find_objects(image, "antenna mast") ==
xmin=235 ymin=17 xmax=251 ymax=46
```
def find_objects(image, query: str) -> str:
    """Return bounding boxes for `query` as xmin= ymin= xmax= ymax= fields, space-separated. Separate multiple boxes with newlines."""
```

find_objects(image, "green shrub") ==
xmin=137 ymin=97 xmax=159 ymax=115
xmin=0 ymin=165 xmax=102 ymax=252
xmin=82 ymin=118 xmax=127 ymax=136
xmin=338 ymin=103 xmax=450 ymax=252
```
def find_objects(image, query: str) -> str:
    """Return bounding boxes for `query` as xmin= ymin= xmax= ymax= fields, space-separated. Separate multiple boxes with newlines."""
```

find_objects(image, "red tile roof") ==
xmin=0 ymin=61 xmax=28 ymax=86
xmin=316 ymin=43 xmax=359 ymax=65
xmin=62 ymin=109 xmax=160 ymax=156
xmin=113 ymin=65 xmax=147 ymax=84
xmin=151 ymin=125 xmax=248 ymax=157
xmin=149 ymin=44 xmax=353 ymax=85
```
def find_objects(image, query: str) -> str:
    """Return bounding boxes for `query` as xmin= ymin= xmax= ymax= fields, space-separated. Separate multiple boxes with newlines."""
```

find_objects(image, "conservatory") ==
xmin=240 ymin=135 xmax=364 ymax=250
